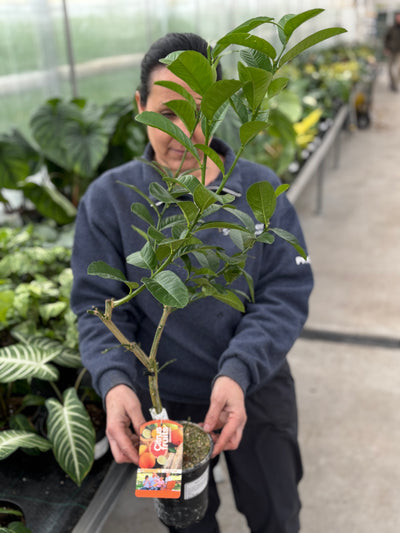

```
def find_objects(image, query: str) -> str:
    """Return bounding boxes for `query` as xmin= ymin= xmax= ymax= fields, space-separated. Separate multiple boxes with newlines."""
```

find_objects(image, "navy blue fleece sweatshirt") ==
xmin=70 ymin=139 xmax=313 ymax=404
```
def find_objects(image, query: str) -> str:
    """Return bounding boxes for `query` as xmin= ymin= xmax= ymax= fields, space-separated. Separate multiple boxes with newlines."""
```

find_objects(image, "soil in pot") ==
xmin=154 ymin=421 xmax=213 ymax=529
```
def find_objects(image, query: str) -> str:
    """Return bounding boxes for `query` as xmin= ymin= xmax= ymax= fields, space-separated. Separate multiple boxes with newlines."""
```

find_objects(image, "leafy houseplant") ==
xmin=0 ymin=97 xmax=146 ymax=225
xmin=88 ymin=10 xmax=345 ymax=419
xmin=0 ymin=225 xmax=104 ymax=486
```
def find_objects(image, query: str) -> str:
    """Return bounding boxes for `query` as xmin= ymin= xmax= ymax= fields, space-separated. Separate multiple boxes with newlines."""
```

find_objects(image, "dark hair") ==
xmin=138 ymin=32 xmax=223 ymax=105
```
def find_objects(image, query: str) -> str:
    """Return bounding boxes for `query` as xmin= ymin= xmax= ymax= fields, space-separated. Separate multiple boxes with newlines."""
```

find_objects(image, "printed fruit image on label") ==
xmin=135 ymin=420 xmax=183 ymax=499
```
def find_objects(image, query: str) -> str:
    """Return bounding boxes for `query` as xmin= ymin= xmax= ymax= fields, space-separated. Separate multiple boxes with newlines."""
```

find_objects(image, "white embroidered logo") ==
xmin=296 ymin=255 xmax=311 ymax=265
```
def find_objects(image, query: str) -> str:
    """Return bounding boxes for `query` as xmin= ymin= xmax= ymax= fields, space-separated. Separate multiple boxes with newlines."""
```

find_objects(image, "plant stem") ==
xmin=149 ymin=306 xmax=173 ymax=362
xmin=91 ymin=301 xmax=150 ymax=368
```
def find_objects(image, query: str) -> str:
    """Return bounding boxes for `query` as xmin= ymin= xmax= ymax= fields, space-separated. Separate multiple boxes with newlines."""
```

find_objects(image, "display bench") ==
xmin=0 ymin=448 xmax=134 ymax=533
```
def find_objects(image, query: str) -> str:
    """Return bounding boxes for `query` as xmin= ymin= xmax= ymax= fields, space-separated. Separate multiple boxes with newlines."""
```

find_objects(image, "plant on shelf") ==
xmin=0 ymin=97 xmax=146 ymax=225
xmin=88 ymin=10 xmax=345 ymax=417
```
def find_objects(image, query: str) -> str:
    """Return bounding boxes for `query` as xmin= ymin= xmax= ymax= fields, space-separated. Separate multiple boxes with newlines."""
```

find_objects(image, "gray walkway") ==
xmin=100 ymin=67 xmax=400 ymax=532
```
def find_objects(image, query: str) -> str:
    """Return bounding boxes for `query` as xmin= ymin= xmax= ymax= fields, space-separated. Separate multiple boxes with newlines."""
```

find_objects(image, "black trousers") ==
xmin=140 ymin=361 xmax=302 ymax=533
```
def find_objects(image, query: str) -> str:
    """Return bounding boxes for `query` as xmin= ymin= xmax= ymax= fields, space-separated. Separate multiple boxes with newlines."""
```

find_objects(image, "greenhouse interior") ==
xmin=1 ymin=1 xmax=400 ymax=532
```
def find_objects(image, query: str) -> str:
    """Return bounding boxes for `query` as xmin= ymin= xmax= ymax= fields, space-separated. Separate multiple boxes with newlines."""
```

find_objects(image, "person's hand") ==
xmin=203 ymin=376 xmax=247 ymax=457
xmin=105 ymin=384 xmax=146 ymax=464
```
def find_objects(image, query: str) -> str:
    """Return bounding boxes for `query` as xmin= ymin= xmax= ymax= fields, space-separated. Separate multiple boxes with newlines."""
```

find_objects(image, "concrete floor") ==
xmin=100 ymin=68 xmax=400 ymax=532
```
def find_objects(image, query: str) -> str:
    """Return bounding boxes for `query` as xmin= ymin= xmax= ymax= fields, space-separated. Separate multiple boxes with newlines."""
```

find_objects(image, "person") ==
xmin=384 ymin=12 xmax=400 ymax=91
xmin=71 ymin=32 xmax=313 ymax=533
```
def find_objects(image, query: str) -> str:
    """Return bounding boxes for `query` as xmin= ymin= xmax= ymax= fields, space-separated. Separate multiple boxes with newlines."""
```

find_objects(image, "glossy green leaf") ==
xmin=268 ymin=77 xmax=289 ymax=98
xmin=149 ymin=182 xmax=177 ymax=204
xmin=282 ymin=9 xmax=324 ymax=41
xmin=135 ymin=111 xmax=199 ymax=159
xmin=0 ymin=430 xmax=52 ymax=460
xmin=270 ymin=227 xmax=307 ymax=258
xmin=196 ymin=221 xmax=252 ymax=232
xmin=276 ymin=184 xmax=290 ymax=197
xmin=239 ymin=121 xmax=268 ymax=145
xmin=87 ymin=260 xmax=127 ymax=282
xmin=131 ymin=202 xmax=156 ymax=226
xmin=46 ymin=388 xmax=95 ymax=486
xmin=141 ymin=271 xmax=190 ymax=308
xmin=246 ymin=181 xmax=276 ymax=225
xmin=279 ymin=27 xmax=347 ymax=67
xmin=177 ymin=200 xmax=200 ymax=225
xmin=201 ymin=80 xmax=242 ymax=120
xmin=193 ymin=185 xmax=219 ymax=211
xmin=165 ymin=99 xmax=197 ymax=133
xmin=238 ymin=64 xmax=272 ymax=110
xmin=222 ymin=205 xmax=256 ymax=232
xmin=209 ymin=289 xmax=245 ymax=312
xmin=256 ymin=232 xmax=275 ymax=244
xmin=213 ymin=22 xmax=276 ymax=58
xmin=194 ymin=144 xmax=225 ymax=174
xmin=0 ymin=343 xmax=59 ymax=383
xmin=229 ymin=229 xmax=256 ymax=251
xmin=154 ymin=80 xmax=197 ymax=107
xmin=239 ymin=49 xmax=272 ymax=71
xmin=126 ymin=241 xmax=157 ymax=271
xmin=167 ymin=51 xmax=215 ymax=95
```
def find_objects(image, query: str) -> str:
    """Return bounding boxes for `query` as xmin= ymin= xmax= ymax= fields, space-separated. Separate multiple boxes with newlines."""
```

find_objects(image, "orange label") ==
xmin=135 ymin=420 xmax=183 ymax=499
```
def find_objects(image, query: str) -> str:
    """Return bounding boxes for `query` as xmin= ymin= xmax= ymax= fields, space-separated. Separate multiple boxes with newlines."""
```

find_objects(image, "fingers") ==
xmin=203 ymin=376 xmax=247 ymax=458
xmin=105 ymin=384 xmax=146 ymax=465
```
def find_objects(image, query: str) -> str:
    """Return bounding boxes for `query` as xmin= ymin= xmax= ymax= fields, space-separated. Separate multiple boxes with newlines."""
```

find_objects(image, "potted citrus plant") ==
xmin=83 ymin=9 xmax=345 ymax=528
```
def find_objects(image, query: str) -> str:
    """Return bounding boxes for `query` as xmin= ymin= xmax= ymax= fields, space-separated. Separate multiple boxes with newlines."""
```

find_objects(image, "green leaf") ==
xmin=149 ymin=182 xmax=178 ymax=204
xmin=194 ymin=144 xmax=225 ymax=174
xmin=238 ymin=64 xmax=272 ymax=110
xmin=0 ymin=290 xmax=14 ymax=323
xmin=126 ymin=241 xmax=157 ymax=271
xmin=166 ymin=50 xmax=215 ymax=95
xmin=46 ymin=388 xmax=95 ymax=486
xmin=16 ymin=335 xmax=81 ymax=369
xmin=222 ymin=205 xmax=256 ymax=232
xmin=135 ymin=111 xmax=199 ymax=159
xmin=246 ymin=181 xmax=276 ymax=225
xmin=165 ymin=99 xmax=197 ymax=133
xmin=141 ymin=271 xmax=190 ymax=308
xmin=239 ymin=121 xmax=267 ymax=145
xmin=39 ymin=302 xmax=68 ymax=323
xmin=213 ymin=18 xmax=275 ymax=56
xmin=196 ymin=221 xmax=252 ymax=232
xmin=210 ymin=289 xmax=245 ymax=312
xmin=282 ymin=9 xmax=325 ymax=41
xmin=154 ymin=80 xmax=196 ymax=107
xmin=276 ymin=184 xmax=290 ymax=197
xmin=177 ymin=200 xmax=200 ymax=225
xmin=279 ymin=27 xmax=347 ymax=67
xmin=0 ymin=343 xmax=59 ymax=383
xmin=21 ymin=182 xmax=76 ymax=225
xmin=87 ymin=261 xmax=127 ymax=282
xmin=193 ymin=185 xmax=219 ymax=211
xmin=256 ymin=232 xmax=275 ymax=244
xmin=268 ymin=77 xmax=289 ymax=98
xmin=270 ymin=227 xmax=307 ymax=258
xmin=0 ymin=430 xmax=52 ymax=460
xmin=239 ymin=49 xmax=272 ymax=71
xmin=201 ymin=80 xmax=242 ymax=120
xmin=0 ymin=130 xmax=39 ymax=189
xmin=131 ymin=202 xmax=156 ymax=226
xmin=214 ymin=33 xmax=276 ymax=60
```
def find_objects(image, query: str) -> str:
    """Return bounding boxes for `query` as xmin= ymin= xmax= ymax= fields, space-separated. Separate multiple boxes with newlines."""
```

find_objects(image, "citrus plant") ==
xmin=88 ymin=9 xmax=346 ymax=414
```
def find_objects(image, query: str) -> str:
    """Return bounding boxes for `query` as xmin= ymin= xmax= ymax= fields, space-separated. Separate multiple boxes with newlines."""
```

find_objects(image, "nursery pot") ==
xmin=154 ymin=422 xmax=213 ymax=529
xmin=0 ymin=499 xmax=26 ymax=527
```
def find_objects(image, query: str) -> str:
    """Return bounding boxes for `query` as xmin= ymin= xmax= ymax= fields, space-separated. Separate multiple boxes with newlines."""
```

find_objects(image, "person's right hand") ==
xmin=105 ymin=384 xmax=146 ymax=464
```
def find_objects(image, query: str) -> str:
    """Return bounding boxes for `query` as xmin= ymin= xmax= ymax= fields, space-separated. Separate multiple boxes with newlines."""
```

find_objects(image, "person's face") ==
xmin=136 ymin=66 xmax=206 ymax=176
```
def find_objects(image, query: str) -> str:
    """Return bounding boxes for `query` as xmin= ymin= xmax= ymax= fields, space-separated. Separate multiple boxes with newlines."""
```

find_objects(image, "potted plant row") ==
xmin=86 ymin=9 xmax=345 ymax=528
xmin=0 ymin=224 xmax=107 ymax=488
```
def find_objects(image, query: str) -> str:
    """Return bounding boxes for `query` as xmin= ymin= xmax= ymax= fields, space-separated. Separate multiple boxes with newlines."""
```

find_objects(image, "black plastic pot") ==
xmin=0 ymin=499 xmax=26 ymax=528
xmin=154 ymin=423 xmax=213 ymax=529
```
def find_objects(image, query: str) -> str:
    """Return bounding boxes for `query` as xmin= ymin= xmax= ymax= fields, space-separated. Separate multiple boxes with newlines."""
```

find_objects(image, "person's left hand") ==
xmin=203 ymin=376 xmax=247 ymax=457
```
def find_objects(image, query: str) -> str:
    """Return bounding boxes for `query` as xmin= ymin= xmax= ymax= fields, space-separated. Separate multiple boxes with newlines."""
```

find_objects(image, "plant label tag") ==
xmin=135 ymin=420 xmax=183 ymax=499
